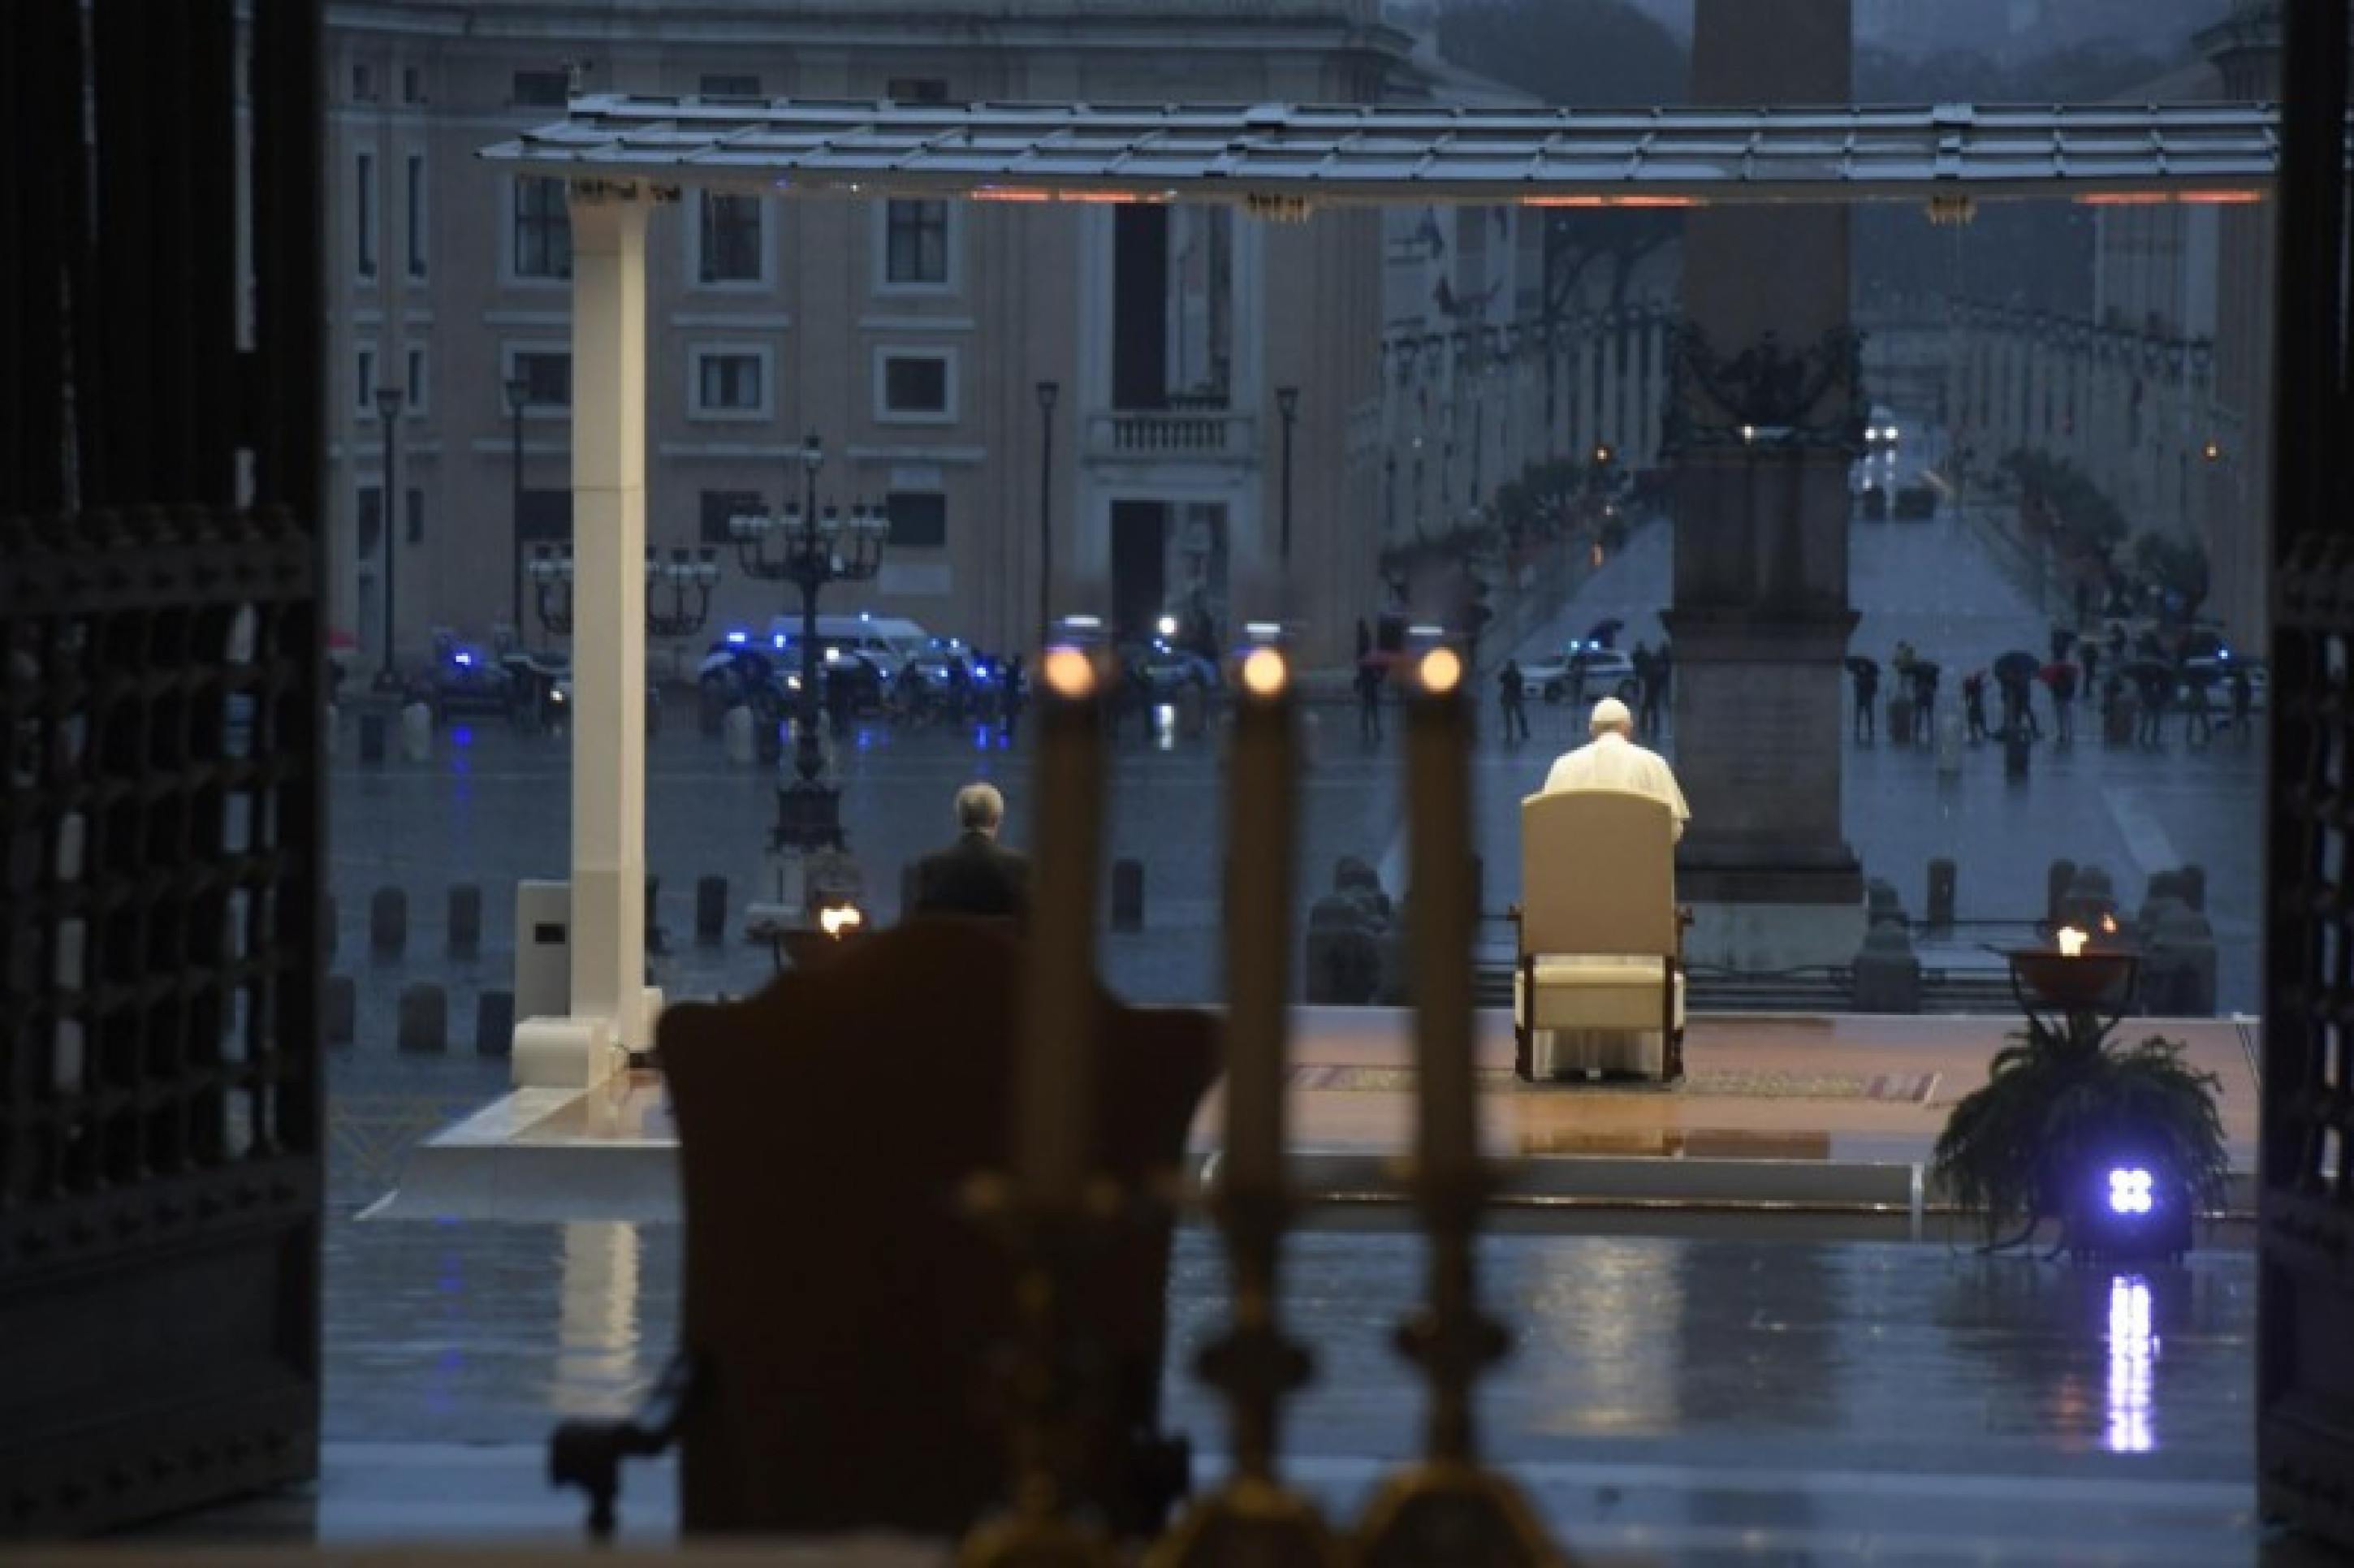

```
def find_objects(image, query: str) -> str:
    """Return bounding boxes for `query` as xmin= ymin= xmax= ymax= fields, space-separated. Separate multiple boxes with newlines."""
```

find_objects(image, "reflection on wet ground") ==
xmin=250 ymin=1212 xmax=2272 ymax=1562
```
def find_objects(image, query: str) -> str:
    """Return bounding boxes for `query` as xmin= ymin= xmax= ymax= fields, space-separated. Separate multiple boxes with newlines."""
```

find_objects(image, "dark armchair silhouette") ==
xmin=549 ymin=918 xmax=1216 ymax=1541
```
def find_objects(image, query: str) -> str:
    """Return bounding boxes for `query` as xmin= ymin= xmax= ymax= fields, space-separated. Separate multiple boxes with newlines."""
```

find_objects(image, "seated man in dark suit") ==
xmin=912 ymin=782 xmax=1031 ymax=922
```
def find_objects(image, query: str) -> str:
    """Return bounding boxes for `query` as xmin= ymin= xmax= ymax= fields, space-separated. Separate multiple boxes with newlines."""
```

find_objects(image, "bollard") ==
xmin=1926 ymin=858 xmax=1956 ymax=931
xmin=475 ymin=989 xmax=516 ymax=1057
xmin=646 ymin=874 xmax=664 ymax=953
xmin=396 ymin=982 xmax=448 ymax=1054
xmin=323 ymin=893 xmax=337 ymax=961
xmin=695 ymin=875 xmax=728 ymax=944
xmin=1934 ymin=706 xmax=1963 ymax=775
xmin=358 ymin=709 xmax=387 ymax=764
xmin=1851 ymin=922 xmax=1923 ymax=1013
xmin=723 ymin=706 xmax=755 ymax=766
xmin=447 ymin=883 xmax=482 ymax=959
xmin=1865 ymin=877 xmax=1903 ymax=927
xmin=323 ymin=974 xmax=356 ymax=1046
xmin=1110 ymin=858 xmax=1145 ymax=932
xmin=2046 ymin=860 xmax=2077 ymax=927
xmin=369 ymin=887 xmax=408 ymax=957
xmin=400 ymin=701 xmax=434 ymax=762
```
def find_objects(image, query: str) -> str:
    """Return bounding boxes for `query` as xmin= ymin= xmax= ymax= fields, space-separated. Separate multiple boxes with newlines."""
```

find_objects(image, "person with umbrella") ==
xmin=1497 ymin=658 xmax=1532 ymax=743
xmin=1993 ymin=649 xmax=2042 ymax=741
xmin=1909 ymin=658 xmax=1941 ymax=744
xmin=1847 ymin=655 xmax=1880 ymax=743
xmin=2229 ymin=663 xmax=2254 ymax=743
xmin=2039 ymin=657 xmax=2080 ymax=745
xmin=1642 ymin=641 xmax=1673 ymax=735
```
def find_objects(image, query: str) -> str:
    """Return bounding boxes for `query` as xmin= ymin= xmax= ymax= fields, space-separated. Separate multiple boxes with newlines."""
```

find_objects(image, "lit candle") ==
xmin=1406 ymin=647 xmax=1478 ymax=1182
xmin=1221 ymin=647 xmax=1298 ymax=1191
xmin=1013 ymin=646 xmax=1107 ymax=1204
xmin=2057 ymin=926 xmax=2087 ymax=958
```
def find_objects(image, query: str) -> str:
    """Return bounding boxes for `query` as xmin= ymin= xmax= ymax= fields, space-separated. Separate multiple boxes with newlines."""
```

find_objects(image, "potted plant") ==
xmin=1933 ymin=1008 xmax=2228 ymax=1258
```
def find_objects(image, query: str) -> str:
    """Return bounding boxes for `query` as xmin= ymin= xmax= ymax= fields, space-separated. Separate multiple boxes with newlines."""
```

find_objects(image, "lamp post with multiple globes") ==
xmin=727 ymin=430 xmax=890 ymax=864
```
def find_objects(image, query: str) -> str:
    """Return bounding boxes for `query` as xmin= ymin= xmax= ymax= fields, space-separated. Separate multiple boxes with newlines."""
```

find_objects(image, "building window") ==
xmin=887 ymin=77 xmax=949 ymax=102
xmin=696 ymin=193 xmax=765 ymax=286
xmin=405 ymin=487 xmax=425 ymax=546
xmin=883 ymin=201 xmax=951 ymax=287
xmin=877 ymin=349 xmax=953 ymax=421
xmin=402 ymin=65 xmax=423 ymax=104
xmin=405 ymin=345 xmax=428 ymax=414
xmin=512 ymin=176 xmax=571 ymax=280
xmin=512 ymin=69 xmax=569 ymax=107
xmin=507 ymin=348 xmax=571 ymax=410
xmin=356 ymin=486 xmax=384 ymax=559
xmin=354 ymin=345 xmax=377 ymax=415
xmin=690 ymin=348 xmax=770 ymax=418
xmin=355 ymin=152 xmax=377 ymax=279
xmin=352 ymin=62 xmax=375 ymax=102
xmin=700 ymin=72 xmax=761 ymax=96
xmin=885 ymin=490 xmax=948 ymax=549
xmin=518 ymin=489 xmax=572 ymax=546
xmin=404 ymin=154 xmax=427 ymax=278
xmin=699 ymin=489 xmax=767 ymax=545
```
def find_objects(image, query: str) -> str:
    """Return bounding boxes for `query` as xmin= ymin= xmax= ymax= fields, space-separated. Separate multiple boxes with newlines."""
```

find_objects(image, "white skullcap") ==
xmin=1590 ymin=697 xmax=1634 ymax=733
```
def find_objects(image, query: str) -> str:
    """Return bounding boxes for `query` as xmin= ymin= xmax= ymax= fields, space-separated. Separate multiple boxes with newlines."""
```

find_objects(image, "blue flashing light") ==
xmin=451 ymin=725 xmax=473 ymax=749
xmin=453 ymin=651 xmax=473 ymax=667
xmin=726 ymin=631 xmax=748 ymax=646
xmin=860 ymin=611 xmax=871 ymax=621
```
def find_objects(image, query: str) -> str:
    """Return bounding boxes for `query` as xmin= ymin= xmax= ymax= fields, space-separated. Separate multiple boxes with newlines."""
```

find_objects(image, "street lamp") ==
xmin=1275 ymin=384 xmax=1299 ymax=577
xmin=528 ymin=544 xmax=576 ymax=636
xmin=728 ymin=431 xmax=890 ymax=861
xmin=1036 ymin=380 xmax=1059 ymax=647
xmin=644 ymin=547 xmax=720 ymax=638
xmin=504 ymin=374 xmax=531 ymax=644
xmin=374 ymin=384 xmax=404 ymax=685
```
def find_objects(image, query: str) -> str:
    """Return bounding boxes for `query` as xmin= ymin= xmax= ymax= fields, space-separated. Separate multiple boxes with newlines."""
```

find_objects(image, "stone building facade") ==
xmin=324 ymin=0 xmax=1406 ymax=669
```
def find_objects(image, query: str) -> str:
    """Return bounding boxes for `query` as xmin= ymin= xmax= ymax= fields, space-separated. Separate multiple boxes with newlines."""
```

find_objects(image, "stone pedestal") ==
xmin=1668 ymin=0 xmax=1864 ymax=970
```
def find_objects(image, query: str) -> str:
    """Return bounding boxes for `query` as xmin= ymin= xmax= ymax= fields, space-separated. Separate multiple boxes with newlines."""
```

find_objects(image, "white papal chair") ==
xmin=1508 ymin=787 xmax=1689 ymax=1082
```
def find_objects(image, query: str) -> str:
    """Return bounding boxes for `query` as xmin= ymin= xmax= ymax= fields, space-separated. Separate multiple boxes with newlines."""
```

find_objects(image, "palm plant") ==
xmin=1933 ymin=1010 xmax=2228 ymax=1251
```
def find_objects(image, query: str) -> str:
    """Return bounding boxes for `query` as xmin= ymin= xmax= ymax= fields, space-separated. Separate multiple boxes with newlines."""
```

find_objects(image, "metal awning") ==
xmin=479 ymin=95 xmax=2283 ymax=206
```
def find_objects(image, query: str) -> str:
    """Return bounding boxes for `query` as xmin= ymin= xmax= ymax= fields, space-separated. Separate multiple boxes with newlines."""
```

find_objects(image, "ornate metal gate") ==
xmin=2261 ymin=0 xmax=2354 ymax=1549
xmin=1 ymin=0 xmax=326 ymax=1537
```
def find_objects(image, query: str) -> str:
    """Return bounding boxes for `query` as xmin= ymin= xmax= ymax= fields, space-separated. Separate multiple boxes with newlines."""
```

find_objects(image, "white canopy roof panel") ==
xmin=478 ymin=96 xmax=2282 ymax=206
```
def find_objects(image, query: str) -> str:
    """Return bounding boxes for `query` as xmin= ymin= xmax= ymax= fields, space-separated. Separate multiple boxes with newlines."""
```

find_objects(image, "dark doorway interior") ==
xmin=1110 ymin=500 xmax=1169 ymax=640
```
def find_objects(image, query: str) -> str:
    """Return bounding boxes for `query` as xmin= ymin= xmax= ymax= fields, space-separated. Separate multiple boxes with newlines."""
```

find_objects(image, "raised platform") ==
xmin=366 ymin=1009 xmax=2261 ymax=1237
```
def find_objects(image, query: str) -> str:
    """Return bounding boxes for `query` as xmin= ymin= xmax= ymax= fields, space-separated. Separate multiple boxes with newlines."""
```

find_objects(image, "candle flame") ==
xmin=1042 ymin=646 xmax=1096 ymax=699
xmin=1241 ymin=646 xmax=1288 ymax=697
xmin=819 ymin=904 xmax=864 ymax=937
xmin=1419 ymin=646 xmax=1463 ymax=695
xmin=2057 ymin=927 xmax=2088 ymax=957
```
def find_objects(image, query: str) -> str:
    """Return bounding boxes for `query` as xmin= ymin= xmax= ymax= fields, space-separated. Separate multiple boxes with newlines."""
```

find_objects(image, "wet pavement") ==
xmin=152 ymin=1210 xmax=2257 ymax=1561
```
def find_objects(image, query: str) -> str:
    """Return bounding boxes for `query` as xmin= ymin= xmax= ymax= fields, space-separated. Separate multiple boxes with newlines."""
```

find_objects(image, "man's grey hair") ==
xmin=956 ymin=782 xmax=1006 ymax=833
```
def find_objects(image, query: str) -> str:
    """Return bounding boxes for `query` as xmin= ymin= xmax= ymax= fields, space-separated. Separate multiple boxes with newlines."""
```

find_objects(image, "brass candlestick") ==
xmin=1356 ymin=650 xmax=1572 ymax=1568
xmin=959 ymin=1174 xmax=1127 ymax=1568
xmin=1351 ymin=1174 xmax=1570 ymax=1568
xmin=1147 ymin=1185 xmax=1345 ymax=1567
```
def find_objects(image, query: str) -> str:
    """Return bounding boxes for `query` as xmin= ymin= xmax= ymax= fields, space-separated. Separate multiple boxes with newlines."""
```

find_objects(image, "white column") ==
xmin=513 ymin=182 xmax=654 ymax=1089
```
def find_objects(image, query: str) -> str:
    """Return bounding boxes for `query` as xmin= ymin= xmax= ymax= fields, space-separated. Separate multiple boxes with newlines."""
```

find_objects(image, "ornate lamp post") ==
xmin=529 ymin=544 xmax=717 ymax=641
xmin=504 ymin=374 xmax=531 ymax=644
xmin=374 ymin=384 xmax=404 ymax=686
xmin=727 ymin=430 xmax=889 ymax=865
xmin=1275 ymin=384 xmax=1299 ymax=577
xmin=1036 ymin=380 xmax=1059 ymax=647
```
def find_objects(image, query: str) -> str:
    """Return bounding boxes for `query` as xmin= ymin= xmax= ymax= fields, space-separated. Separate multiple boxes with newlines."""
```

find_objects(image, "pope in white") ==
xmin=1543 ymin=697 xmax=1691 ymax=839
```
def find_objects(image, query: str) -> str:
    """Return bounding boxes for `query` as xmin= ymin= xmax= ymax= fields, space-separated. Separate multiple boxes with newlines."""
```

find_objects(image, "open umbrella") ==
xmin=2037 ymin=661 xmax=2075 ymax=688
xmin=1993 ymin=650 xmax=2041 ymax=684
xmin=1845 ymin=655 xmax=1879 ymax=677
xmin=1584 ymin=618 xmax=1625 ymax=647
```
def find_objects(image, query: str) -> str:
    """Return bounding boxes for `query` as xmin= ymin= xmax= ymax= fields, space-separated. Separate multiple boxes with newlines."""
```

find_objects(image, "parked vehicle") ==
xmin=1519 ymin=641 xmax=1639 ymax=704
